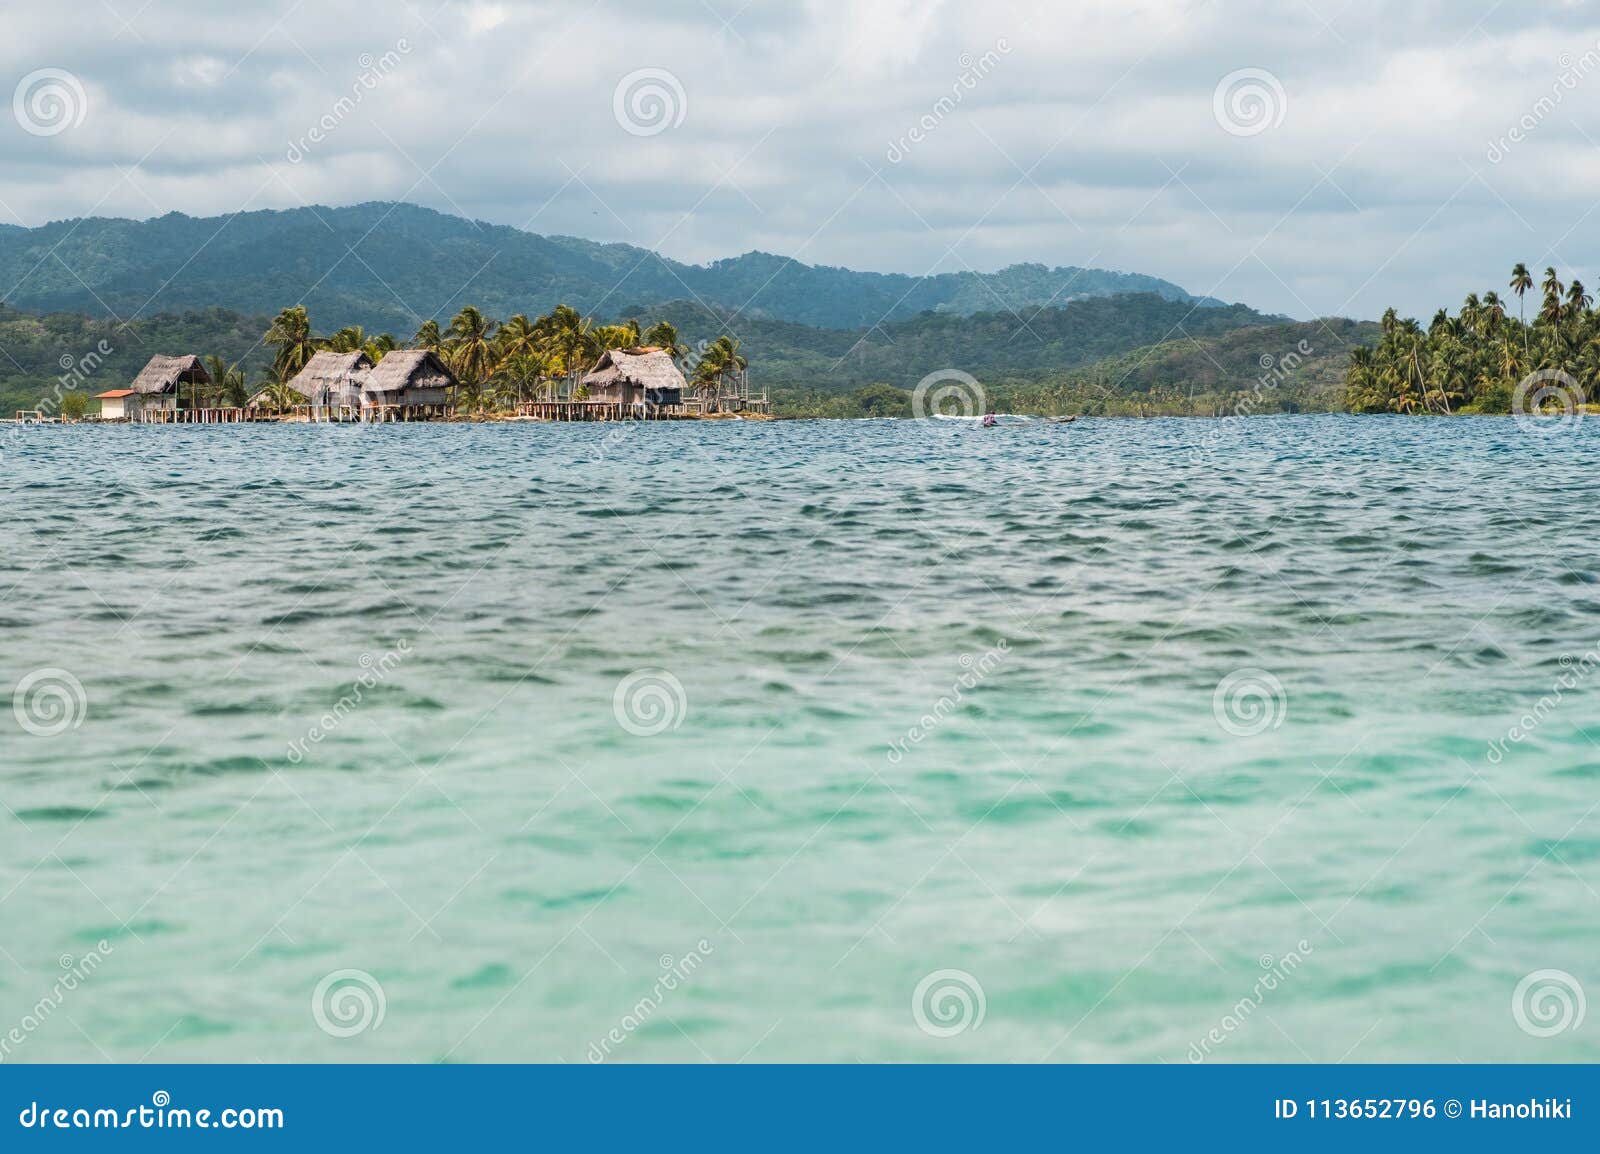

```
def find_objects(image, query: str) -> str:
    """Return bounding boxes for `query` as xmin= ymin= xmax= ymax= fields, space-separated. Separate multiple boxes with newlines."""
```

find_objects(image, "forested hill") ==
xmin=651 ymin=294 xmax=1279 ymax=390
xmin=0 ymin=202 xmax=1213 ymax=333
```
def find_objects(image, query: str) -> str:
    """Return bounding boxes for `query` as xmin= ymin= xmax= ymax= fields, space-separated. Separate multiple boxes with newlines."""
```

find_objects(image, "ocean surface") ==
xmin=2 ymin=414 xmax=1598 ymax=1063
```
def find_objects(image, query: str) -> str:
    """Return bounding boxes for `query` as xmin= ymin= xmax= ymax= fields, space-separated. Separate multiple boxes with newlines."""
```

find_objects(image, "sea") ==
xmin=1 ymin=414 xmax=1597 ymax=1063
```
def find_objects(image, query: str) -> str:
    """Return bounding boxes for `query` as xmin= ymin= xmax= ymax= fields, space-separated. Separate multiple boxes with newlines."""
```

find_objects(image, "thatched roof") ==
xmin=361 ymin=349 xmax=457 ymax=395
xmin=131 ymin=355 xmax=209 ymax=395
xmin=582 ymin=347 xmax=687 ymax=391
xmin=286 ymin=350 xmax=373 ymax=399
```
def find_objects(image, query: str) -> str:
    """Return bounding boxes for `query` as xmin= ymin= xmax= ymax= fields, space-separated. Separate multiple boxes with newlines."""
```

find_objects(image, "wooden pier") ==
xmin=280 ymin=403 xmax=452 ymax=422
xmin=125 ymin=403 xmax=451 ymax=424
xmin=133 ymin=407 xmax=260 ymax=423
xmin=515 ymin=401 xmax=691 ymax=421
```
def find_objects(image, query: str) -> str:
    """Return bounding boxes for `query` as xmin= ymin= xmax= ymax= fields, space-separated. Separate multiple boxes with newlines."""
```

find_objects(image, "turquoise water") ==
xmin=2 ymin=415 xmax=1598 ymax=1063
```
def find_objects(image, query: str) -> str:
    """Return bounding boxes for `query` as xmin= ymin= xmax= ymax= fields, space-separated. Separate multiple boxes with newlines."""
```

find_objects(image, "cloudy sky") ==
xmin=2 ymin=0 xmax=1598 ymax=320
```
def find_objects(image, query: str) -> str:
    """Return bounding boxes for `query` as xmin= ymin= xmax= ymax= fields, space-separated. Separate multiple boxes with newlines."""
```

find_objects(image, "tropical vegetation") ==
xmin=258 ymin=302 xmax=714 ymax=415
xmin=1343 ymin=265 xmax=1600 ymax=414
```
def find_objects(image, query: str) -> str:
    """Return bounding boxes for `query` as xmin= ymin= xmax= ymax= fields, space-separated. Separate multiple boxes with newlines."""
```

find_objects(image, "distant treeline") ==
xmin=1344 ymin=264 xmax=1600 ymax=414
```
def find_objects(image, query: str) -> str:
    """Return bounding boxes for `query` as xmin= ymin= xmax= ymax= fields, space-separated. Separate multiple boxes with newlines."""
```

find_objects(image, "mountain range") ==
xmin=0 ymin=202 xmax=1216 ymax=334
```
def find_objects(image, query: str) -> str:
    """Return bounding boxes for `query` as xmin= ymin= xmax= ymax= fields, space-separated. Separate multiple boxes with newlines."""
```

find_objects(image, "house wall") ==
xmin=398 ymin=388 xmax=449 ymax=406
xmin=98 ymin=398 xmax=127 ymax=420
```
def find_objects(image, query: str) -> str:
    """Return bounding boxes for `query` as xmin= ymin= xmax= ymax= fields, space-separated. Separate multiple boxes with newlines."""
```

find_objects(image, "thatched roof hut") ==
xmin=582 ymin=347 xmax=686 ymax=406
xmin=361 ymin=349 xmax=457 ymax=401
xmin=130 ymin=355 xmax=209 ymax=395
xmin=286 ymin=350 xmax=373 ymax=405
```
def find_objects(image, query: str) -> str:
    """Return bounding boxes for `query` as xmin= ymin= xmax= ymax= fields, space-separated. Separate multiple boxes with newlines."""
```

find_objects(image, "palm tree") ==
xmin=1541 ymin=267 xmax=1564 ymax=329
xmin=495 ymin=351 xmax=547 ymax=408
xmin=258 ymin=380 xmax=302 ymax=415
xmin=1578 ymin=337 xmax=1600 ymax=405
xmin=1510 ymin=263 xmax=1533 ymax=356
xmin=693 ymin=335 xmax=749 ymax=412
xmin=1482 ymin=291 xmax=1505 ymax=333
xmin=496 ymin=314 xmax=538 ymax=358
xmin=495 ymin=315 xmax=547 ymax=405
xmin=592 ymin=319 xmax=642 ymax=352
xmin=328 ymin=325 xmax=367 ymax=354
xmin=1345 ymin=346 xmax=1381 ymax=411
xmin=642 ymin=320 xmax=688 ymax=361
xmin=445 ymin=306 xmax=498 ymax=401
xmin=412 ymin=319 xmax=444 ymax=351
xmin=265 ymin=306 xmax=322 ymax=380
xmin=204 ymin=356 xmax=248 ymax=407
xmin=545 ymin=305 xmax=598 ymax=393
xmin=718 ymin=335 xmax=747 ymax=381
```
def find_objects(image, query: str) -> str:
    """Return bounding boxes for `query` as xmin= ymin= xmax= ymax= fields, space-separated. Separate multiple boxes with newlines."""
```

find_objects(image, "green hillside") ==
xmin=649 ymin=294 xmax=1279 ymax=389
xmin=0 ymin=203 xmax=1212 ymax=333
xmin=0 ymin=305 xmax=270 ymax=418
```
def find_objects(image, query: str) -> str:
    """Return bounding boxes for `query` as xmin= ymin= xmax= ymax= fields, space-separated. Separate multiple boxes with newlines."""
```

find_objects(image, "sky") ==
xmin=2 ymin=0 xmax=1598 ymax=321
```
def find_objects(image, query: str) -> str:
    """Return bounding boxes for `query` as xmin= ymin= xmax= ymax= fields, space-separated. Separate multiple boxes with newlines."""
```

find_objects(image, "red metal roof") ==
xmin=95 ymin=390 xmax=137 ymax=398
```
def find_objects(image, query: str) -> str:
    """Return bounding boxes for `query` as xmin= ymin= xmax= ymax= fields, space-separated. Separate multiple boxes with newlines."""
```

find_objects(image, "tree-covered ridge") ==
xmin=996 ymin=317 xmax=1377 ymax=415
xmin=1344 ymin=264 xmax=1598 ymax=414
xmin=650 ymin=294 xmax=1280 ymax=390
xmin=0 ymin=202 xmax=1211 ymax=333
xmin=775 ymin=318 xmax=1375 ymax=418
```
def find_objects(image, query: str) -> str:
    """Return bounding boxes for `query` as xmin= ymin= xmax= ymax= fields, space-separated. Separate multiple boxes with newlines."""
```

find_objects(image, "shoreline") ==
xmin=3 ymin=410 xmax=1553 ymax=428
